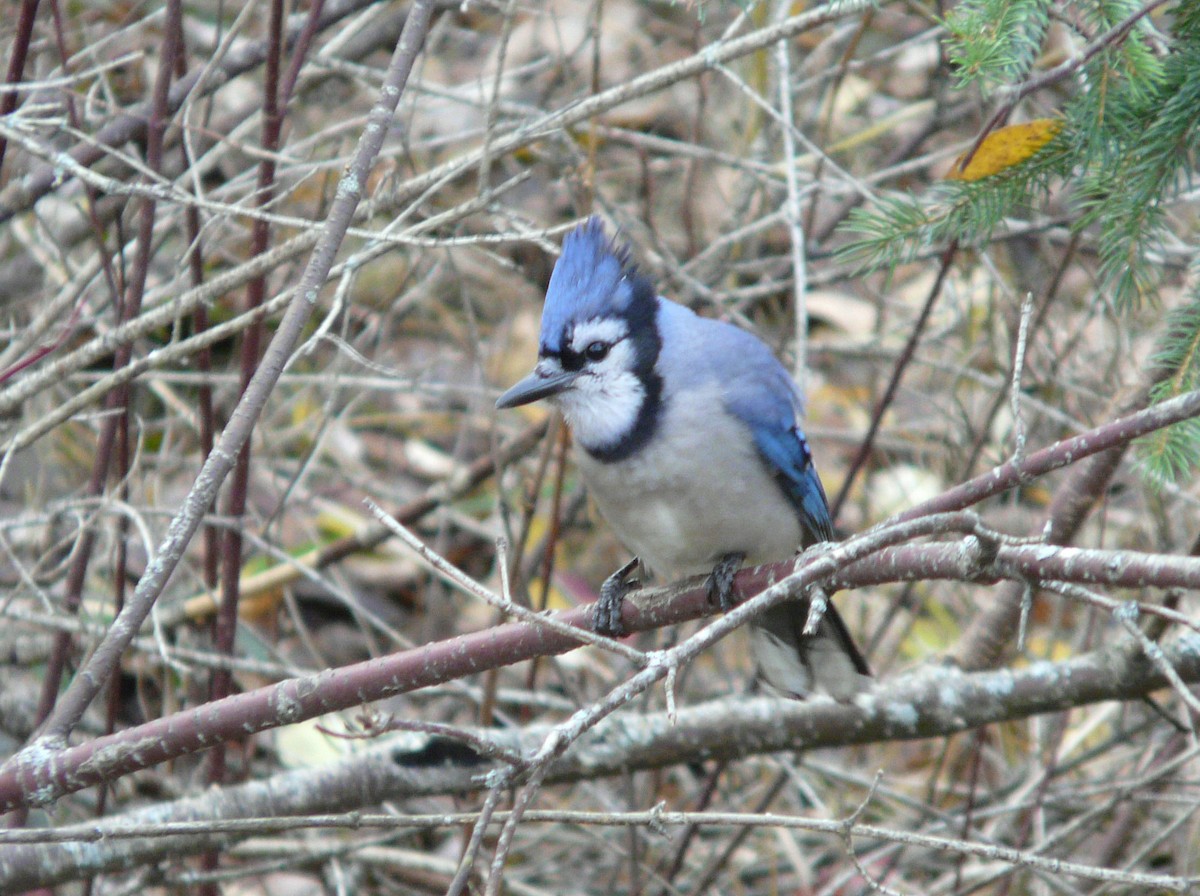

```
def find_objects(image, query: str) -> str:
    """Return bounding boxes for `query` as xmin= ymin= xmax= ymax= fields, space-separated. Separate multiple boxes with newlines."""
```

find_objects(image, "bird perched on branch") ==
xmin=496 ymin=217 xmax=869 ymax=700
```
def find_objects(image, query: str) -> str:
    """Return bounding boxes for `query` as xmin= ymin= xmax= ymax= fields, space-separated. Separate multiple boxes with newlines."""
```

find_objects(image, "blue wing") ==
xmin=709 ymin=324 xmax=834 ymax=544
xmin=748 ymin=415 xmax=834 ymax=544
xmin=658 ymin=303 xmax=866 ymax=689
xmin=654 ymin=300 xmax=835 ymax=544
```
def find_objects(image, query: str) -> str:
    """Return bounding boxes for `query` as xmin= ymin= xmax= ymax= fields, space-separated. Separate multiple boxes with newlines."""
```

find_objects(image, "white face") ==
xmin=548 ymin=317 xmax=646 ymax=451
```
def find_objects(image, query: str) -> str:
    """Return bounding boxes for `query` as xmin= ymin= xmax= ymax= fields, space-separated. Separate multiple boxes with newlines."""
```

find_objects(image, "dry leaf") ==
xmin=947 ymin=118 xmax=1062 ymax=181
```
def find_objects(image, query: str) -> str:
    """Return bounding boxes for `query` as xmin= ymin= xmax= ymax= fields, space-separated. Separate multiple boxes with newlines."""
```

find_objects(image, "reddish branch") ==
xmin=896 ymin=387 xmax=1200 ymax=520
xmin=0 ymin=0 xmax=40 ymax=174
xmin=1 ymin=531 xmax=1197 ymax=816
xmin=953 ymin=419 xmax=1137 ymax=669
xmin=207 ymin=0 xmax=288 ymax=803
xmin=2 ymin=386 xmax=1200 ymax=809
xmin=14 ymin=0 xmax=439 ymax=755
xmin=1 ymin=632 xmax=1197 ymax=892
xmin=33 ymin=0 xmax=186 ymax=740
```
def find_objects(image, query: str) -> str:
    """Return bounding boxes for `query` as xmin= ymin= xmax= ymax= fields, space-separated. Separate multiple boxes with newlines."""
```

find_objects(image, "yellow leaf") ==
xmin=291 ymin=396 xmax=320 ymax=426
xmin=316 ymin=505 xmax=368 ymax=540
xmin=947 ymin=119 xmax=1062 ymax=182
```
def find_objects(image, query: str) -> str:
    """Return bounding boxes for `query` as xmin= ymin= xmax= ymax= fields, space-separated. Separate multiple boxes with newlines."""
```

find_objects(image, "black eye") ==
xmin=584 ymin=342 xmax=610 ymax=362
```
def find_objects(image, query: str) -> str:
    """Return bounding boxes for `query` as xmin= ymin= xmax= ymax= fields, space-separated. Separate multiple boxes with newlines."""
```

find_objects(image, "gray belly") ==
xmin=574 ymin=429 xmax=803 ymax=579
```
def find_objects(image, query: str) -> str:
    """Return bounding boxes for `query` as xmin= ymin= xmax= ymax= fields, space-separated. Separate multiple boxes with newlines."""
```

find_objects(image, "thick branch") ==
xmin=898 ymin=388 xmax=1200 ymax=520
xmin=1 ymin=633 xmax=1196 ymax=891
xmin=2 ymin=532 xmax=1198 ymax=814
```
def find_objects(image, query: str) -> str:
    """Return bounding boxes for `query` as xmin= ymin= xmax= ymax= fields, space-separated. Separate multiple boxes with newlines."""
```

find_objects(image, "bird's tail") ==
xmin=749 ymin=598 xmax=871 ymax=702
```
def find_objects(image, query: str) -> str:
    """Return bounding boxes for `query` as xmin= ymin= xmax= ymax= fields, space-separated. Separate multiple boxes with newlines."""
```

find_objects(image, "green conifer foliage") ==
xmin=842 ymin=0 xmax=1199 ymax=480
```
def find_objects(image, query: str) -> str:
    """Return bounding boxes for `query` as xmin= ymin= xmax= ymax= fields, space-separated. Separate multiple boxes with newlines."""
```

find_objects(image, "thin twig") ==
xmin=9 ymin=0 xmax=439 ymax=754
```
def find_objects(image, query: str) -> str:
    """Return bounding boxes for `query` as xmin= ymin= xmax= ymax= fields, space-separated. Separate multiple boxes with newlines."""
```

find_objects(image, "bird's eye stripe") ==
xmin=571 ymin=317 xmax=628 ymax=353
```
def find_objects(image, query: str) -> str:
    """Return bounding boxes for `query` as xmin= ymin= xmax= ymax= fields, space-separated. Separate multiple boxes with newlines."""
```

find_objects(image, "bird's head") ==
xmin=496 ymin=217 xmax=663 ymax=459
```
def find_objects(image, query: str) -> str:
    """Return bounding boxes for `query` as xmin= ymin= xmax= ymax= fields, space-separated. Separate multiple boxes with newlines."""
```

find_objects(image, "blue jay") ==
xmin=496 ymin=218 xmax=869 ymax=700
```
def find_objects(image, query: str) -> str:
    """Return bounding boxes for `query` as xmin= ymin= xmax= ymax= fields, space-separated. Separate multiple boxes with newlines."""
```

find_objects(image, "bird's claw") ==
xmin=706 ymin=552 xmax=745 ymax=613
xmin=594 ymin=557 xmax=641 ymax=638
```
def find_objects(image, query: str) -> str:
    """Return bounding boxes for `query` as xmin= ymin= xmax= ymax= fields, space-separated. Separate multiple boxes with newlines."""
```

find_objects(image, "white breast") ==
xmin=574 ymin=387 xmax=803 ymax=579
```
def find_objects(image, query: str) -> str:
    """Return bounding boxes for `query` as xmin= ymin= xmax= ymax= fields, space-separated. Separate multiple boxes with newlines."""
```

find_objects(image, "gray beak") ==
xmin=495 ymin=366 xmax=579 ymax=409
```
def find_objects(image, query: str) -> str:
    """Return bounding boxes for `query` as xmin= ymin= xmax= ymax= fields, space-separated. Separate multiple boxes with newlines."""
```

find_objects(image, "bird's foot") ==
xmin=706 ymin=552 xmax=746 ymax=613
xmin=594 ymin=557 xmax=642 ymax=638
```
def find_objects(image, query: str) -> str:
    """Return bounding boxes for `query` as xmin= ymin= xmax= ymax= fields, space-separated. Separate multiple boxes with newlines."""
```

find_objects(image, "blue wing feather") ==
xmin=749 ymin=421 xmax=834 ymax=543
xmin=651 ymin=297 xmax=835 ymax=544
xmin=698 ymin=319 xmax=834 ymax=544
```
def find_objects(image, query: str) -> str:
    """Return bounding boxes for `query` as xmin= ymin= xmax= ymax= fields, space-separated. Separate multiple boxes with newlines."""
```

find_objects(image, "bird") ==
xmin=496 ymin=217 xmax=869 ymax=700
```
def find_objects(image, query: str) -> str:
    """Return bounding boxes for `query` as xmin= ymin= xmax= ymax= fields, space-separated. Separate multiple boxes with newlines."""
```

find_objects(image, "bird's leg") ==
xmin=706 ymin=552 xmax=746 ymax=613
xmin=594 ymin=556 xmax=642 ymax=638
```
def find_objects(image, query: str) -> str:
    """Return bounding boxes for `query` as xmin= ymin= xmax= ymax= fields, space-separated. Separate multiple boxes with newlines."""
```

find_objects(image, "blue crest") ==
xmin=539 ymin=217 xmax=648 ymax=354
